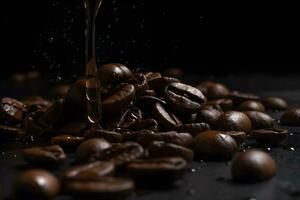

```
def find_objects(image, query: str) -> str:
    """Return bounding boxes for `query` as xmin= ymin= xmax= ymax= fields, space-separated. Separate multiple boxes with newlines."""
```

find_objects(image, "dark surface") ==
xmin=1 ymin=74 xmax=300 ymax=200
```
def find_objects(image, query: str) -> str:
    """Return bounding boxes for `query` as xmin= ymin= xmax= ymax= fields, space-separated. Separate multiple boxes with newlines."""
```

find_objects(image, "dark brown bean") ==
xmin=175 ymin=123 xmax=211 ymax=137
xmin=197 ymin=107 xmax=222 ymax=128
xmin=196 ymin=81 xmax=229 ymax=100
xmin=21 ymin=145 xmax=66 ymax=166
xmin=206 ymin=99 xmax=233 ymax=111
xmin=262 ymin=96 xmax=288 ymax=110
xmin=84 ymin=129 xmax=123 ymax=143
xmin=13 ymin=169 xmax=60 ymax=200
xmin=237 ymin=100 xmax=266 ymax=112
xmin=192 ymin=130 xmax=238 ymax=160
xmin=129 ymin=118 xmax=159 ymax=132
xmin=98 ymin=63 xmax=133 ymax=86
xmin=51 ymin=135 xmax=85 ymax=152
xmin=252 ymin=128 xmax=288 ymax=146
xmin=229 ymin=91 xmax=259 ymax=107
xmin=0 ymin=97 xmax=27 ymax=123
xmin=152 ymin=103 xmax=182 ymax=130
xmin=281 ymin=108 xmax=300 ymax=126
xmin=149 ymin=141 xmax=194 ymax=162
xmin=217 ymin=111 xmax=252 ymax=134
xmin=127 ymin=73 xmax=148 ymax=96
xmin=244 ymin=111 xmax=275 ymax=129
xmin=231 ymin=150 xmax=277 ymax=182
xmin=220 ymin=131 xmax=247 ymax=145
xmin=75 ymin=138 xmax=111 ymax=163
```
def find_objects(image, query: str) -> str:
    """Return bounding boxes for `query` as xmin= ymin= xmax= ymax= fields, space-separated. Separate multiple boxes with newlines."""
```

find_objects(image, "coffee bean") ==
xmin=244 ymin=111 xmax=275 ymax=129
xmin=62 ymin=161 xmax=115 ymax=181
xmin=127 ymin=73 xmax=148 ymax=96
xmin=0 ymin=124 xmax=25 ymax=139
xmin=197 ymin=107 xmax=222 ymax=128
xmin=98 ymin=63 xmax=133 ymax=86
xmin=237 ymin=100 xmax=266 ymax=112
xmin=22 ymin=145 xmax=66 ymax=166
xmin=206 ymin=99 xmax=233 ymax=111
xmin=49 ymin=84 xmax=70 ymax=99
xmin=22 ymin=96 xmax=51 ymax=112
xmin=164 ymin=82 xmax=206 ymax=113
xmin=231 ymin=150 xmax=277 ymax=182
xmin=197 ymin=81 xmax=229 ymax=100
xmin=65 ymin=176 xmax=134 ymax=200
xmin=164 ymin=68 xmax=183 ymax=79
xmin=252 ymin=128 xmax=288 ymax=146
xmin=192 ymin=130 xmax=238 ymax=160
xmin=0 ymin=97 xmax=27 ymax=123
xmin=122 ymin=130 xmax=150 ymax=142
xmin=136 ymin=131 xmax=193 ymax=147
xmin=116 ymin=107 xmax=143 ymax=130
xmin=102 ymin=84 xmax=136 ymax=113
xmin=84 ymin=129 xmax=123 ymax=143
xmin=229 ymin=91 xmax=259 ymax=107
xmin=144 ymin=72 xmax=162 ymax=82
xmin=141 ymin=89 xmax=156 ymax=96
xmin=59 ymin=122 xmax=87 ymax=136
xmin=137 ymin=96 xmax=166 ymax=112
xmin=262 ymin=96 xmax=288 ymax=110
xmin=9 ymin=73 xmax=26 ymax=86
xmin=220 ymin=131 xmax=247 ymax=145
xmin=149 ymin=141 xmax=194 ymax=162
xmin=129 ymin=118 xmax=159 ymax=132
xmin=152 ymin=103 xmax=182 ymax=130
xmin=127 ymin=157 xmax=188 ymax=186
xmin=99 ymin=142 xmax=144 ymax=166
xmin=175 ymin=123 xmax=211 ymax=137
xmin=148 ymin=76 xmax=179 ymax=94
xmin=51 ymin=135 xmax=85 ymax=152
xmin=13 ymin=169 xmax=60 ymax=200
xmin=281 ymin=108 xmax=300 ymax=126
xmin=75 ymin=138 xmax=111 ymax=163
xmin=217 ymin=111 xmax=252 ymax=134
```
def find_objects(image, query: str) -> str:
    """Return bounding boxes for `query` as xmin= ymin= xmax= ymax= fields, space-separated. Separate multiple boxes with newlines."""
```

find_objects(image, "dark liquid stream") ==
xmin=84 ymin=0 xmax=103 ymax=125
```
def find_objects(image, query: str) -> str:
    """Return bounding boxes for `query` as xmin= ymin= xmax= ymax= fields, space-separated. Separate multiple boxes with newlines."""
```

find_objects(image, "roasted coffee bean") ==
xmin=231 ymin=150 xmax=277 ymax=182
xmin=9 ymin=73 xmax=26 ymax=86
xmin=164 ymin=68 xmax=183 ymax=79
xmin=281 ymin=108 xmax=300 ymax=126
xmin=152 ymin=103 xmax=182 ymax=130
xmin=25 ymin=70 xmax=41 ymax=82
xmin=127 ymin=73 xmax=148 ymax=96
xmin=144 ymin=72 xmax=161 ymax=82
xmin=64 ymin=79 xmax=87 ymax=119
xmin=206 ymin=99 xmax=233 ymax=111
xmin=137 ymin=96 xmax=166 ymax=111
xmin=220 ymin=131 xmax=247 ymax=145
xmin=262 ymin=96 xmax=288 ymax=110
xmin=99 ymin=142 xmax=144 ymax=166
xmin=229 ymin=91 xmax=259 ymax=107
xmin=37 ymin=99 xmax=65 ymax=133
xmin=102 ymin=84 xmax=136 ymax=113
xmin=141 ymin=89 xmax=156 ymax=96
xmin=192 ymin=130 xmax=238 ymax=160
xmin=0 ymin=97 xmax=27 ymax=123
xmin=149 ymin=141 xmax=194 ymax=162
xmin=175 ymin=123 xmax=211 ymax=137
xmin=62 ymin=161 xmax=115 ymax=181
xmin=65 ymin=176 xmax=134 ymax=200
xmin=122 ymin=130 xmax=150 ymax=142
xmin=22 ymin=96 xmax=51 ymax=112
xmin=49 ymin=84 xmax=70 ymax=99
xmin=127 ymin=157 xmax=187 ymax=186
xmin=237 ymin=100 xmax=266 ymax=112
xmin=0 ymin=124 xmax=25 ymax=138
xmin=22 ymin=145 xmax=67 ymax=166
xmin=197 ymin=107 xmax=222 ymax=128
xmin=115 ymin=107 xmax=143 ymax=129
xmin=148 ymin=76 xmax=179 ymax=93
xmin=75 ymin=138 xmax=111 ymax=163
xmin=129 ymin=118 xmax=159 ymax=132
xmin=244 ymin=111 xmax=275 ymax=129
xmin=252 ymin=128 xmax=288 ymax=146
xmin=136 ymin=131 xmax=193 ymax=147
xmin=164 ymin=82 xmax=206 ymax=113
xmin=84 ymin=129 xmax=123 ymax=143
xmin=13 ymin=169 xmax=60 ymax=200
xmin=51 ymin=135 xmax=85 ymax=152
xmin=98 ymin=63 xmax=133 ymax=86
xmin=59 ymin=122 xmax=88 ymax=136
xmin=196 ymin=81 xmax=229 ymax=100
xmin=217 ymin=111 xmax=252 ymax=134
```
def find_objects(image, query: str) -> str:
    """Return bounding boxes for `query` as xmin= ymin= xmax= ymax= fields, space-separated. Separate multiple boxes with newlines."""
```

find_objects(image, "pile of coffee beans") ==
xmin=0 ymin=63 xmax=298 ymax=199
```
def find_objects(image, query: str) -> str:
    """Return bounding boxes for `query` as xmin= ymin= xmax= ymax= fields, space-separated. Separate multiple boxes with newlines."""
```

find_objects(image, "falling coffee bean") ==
xmin=281 ymin=108 xmax=300 ymax=126
xmin=13 ymin=169 xmax=60 ymax=200
xmin=252 ymin=128 xmax=288 ymax=146
xmin=231 ymin=150 xmax=277 ymax=182
xmin=21 ymin=145 xmax=67 ymax=166
xmin=244 ymin=111 xmax=275 ymax=129
xmin=149 ymin=141 xmax=194 ymax=162
xmin=192 ymin=130 xmax=238 ymax=160
xmin=75 ymin=138 xmax=111 ymax=163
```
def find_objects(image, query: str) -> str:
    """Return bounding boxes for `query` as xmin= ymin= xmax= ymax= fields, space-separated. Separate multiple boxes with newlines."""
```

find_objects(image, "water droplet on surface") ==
xmin=189 ymin=168 xmax=196 ymax=173
xmin=289 ymin=132 xmax=294 ymax=136
xmin=48 ymin=36 xmax=54 ymax=43
xmin=1 ymin=152 xmax=6 ymax=156
xmin=13 ymin=154 xmax=17 ymax=158
xmin=283 ymin=144 xmax=297 ymax=151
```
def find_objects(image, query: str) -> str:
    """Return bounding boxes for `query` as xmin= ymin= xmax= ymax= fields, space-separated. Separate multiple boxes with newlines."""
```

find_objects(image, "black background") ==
xmin=1 ymin=1 xmax=300 ymax=79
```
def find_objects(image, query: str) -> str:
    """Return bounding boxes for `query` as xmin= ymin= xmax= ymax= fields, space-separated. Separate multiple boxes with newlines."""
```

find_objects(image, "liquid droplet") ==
xmin=48 ymin=36 xmax=54 ymax=43
xmin=189 ymin=168 xmax=196 ymax=173
xmin=289 ymin=132 xmax=294 ymax=136
xmin=13 ymin=154 xmax=17 ymax=158
xmin=283 ymin=144 xmax=297 ymax=151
